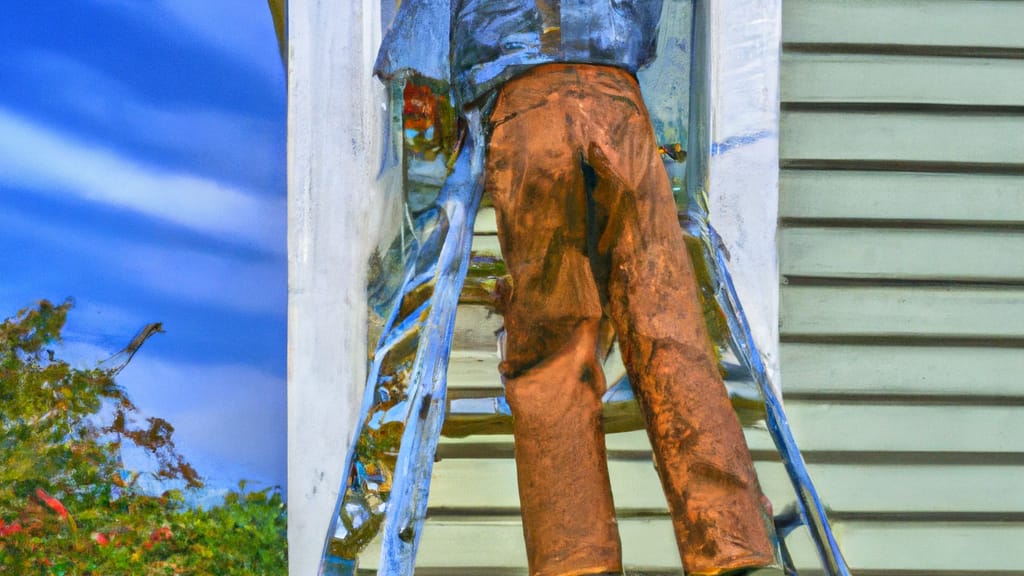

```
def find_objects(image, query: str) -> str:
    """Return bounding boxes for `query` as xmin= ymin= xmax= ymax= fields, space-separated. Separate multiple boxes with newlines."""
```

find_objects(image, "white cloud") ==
xmin=0 ymin=108 xmax=285 ymax=254
xmin=57 ymin=340 xmax=122 ymax=369
xmin=0 ymin=201 xmax=284 ymax=316
xmin=31 ymin=336 xmax=287 ymax=489
xmin=59 ymin=302 xmax=149 ymax=360
xmin=71 ymin=300 xmax=145 ymax=335
xmin=116 ymin=356 xmax=287 ymax=489
xmin=92 ymin=0 xmax=283 ymax=81
xmin=14 ymin=51 xmax=284 ymax=190
xmin=157 ymin=0 xmax=282 ymax=71
xmin=119 ymin=243 xmax=286 ymax=316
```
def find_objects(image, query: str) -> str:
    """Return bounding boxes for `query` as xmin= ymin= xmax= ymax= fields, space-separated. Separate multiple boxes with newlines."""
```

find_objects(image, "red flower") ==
xmin=149 ymin=526 xmax=173 ymax=542
xmin=35 ymin=488 xmax=69 ymax=518
xmin=92 ymin=532 xmax=110 ymax=546
xmin=0 ymin=520 xmax=23 ymax=537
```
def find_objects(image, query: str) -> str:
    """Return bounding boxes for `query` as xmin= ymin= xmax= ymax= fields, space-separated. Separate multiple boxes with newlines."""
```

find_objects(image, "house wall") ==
xmin=369 ymin=2 xmax=1024 ymax=574
xmin=357 ymin=1 xmax=788 ymax=574
xmin=291 ymin=0 xmax=1024 ymax=574
xmin=774 ymin=1 xmax=1024 ymax=574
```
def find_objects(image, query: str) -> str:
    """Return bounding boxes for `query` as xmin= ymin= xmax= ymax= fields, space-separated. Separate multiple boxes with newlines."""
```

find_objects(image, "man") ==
xmin=377 ymin=2 xmax=779 ymax=575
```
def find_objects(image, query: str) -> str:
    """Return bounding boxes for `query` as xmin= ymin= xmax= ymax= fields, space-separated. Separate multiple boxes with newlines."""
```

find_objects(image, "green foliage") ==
xmin=0 ymin=300 xmax=287 ymax=575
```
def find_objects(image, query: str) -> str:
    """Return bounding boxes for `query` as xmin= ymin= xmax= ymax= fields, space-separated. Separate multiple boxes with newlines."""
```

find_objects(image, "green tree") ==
xmin=0 ymin=300 xmax=287 ymax=575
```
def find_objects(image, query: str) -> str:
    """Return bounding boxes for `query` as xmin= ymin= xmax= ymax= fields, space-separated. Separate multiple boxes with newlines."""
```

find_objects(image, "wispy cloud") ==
xmin=11 ymin=51 xmax=284 ymax=190
xmin=57 ymin=338 xmax=287 ymax=489
xmin=0 ymin=108 xmax=285 ymax=254
xmin=0 ymin=202 xmax=284 ymax=317
xmin=61 ymin=301 xmax=148 ymax=355
xmin=117 ymin=357 xmax=287 ymax=488
xmin=91 ymin=0 xmax=283 ymax=81
xmin=119 ymin=243 xmax=286 ymax=316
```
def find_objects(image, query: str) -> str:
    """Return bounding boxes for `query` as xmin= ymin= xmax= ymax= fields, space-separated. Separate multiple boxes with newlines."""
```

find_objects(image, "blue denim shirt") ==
xmin=375 ymin=0 xmax=663 ymax=108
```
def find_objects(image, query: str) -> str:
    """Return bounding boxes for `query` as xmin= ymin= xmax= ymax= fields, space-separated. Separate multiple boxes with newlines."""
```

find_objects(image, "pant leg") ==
xmin=486 ymin=62 xmax=776 ymax=575
xmin=485 ymin=66 xmax=623 ymax=576
xmin=576 ymin=66 xmax=776 ymax=576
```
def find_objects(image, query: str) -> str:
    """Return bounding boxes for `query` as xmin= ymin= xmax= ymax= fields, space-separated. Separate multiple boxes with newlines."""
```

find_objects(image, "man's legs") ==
xmin=486 ymin=65 xmax=623 ymax=576
xmin=578 ymin=66 xmax=777 ymax=575
xmin=503 ymin=320 xmax=622 ymax=576
xmin=485 ymin=63 xmax=776 ymax=576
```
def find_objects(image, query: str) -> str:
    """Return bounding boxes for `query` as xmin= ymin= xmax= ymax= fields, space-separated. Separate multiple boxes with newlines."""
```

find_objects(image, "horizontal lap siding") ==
xmin=364 ymin=520 xmax=1024 ymax=574
xmin=783 ymin=54 xmax=1024 ymax=107
xmin=781 ymin=171 xmax=1024 ymax=224
xmin=360 ymin=1 xmax=1024 ymax=573
xmin=781 ymin=228 xmax=1024 ymax=282
xmin=778 ymin=1 xmax=1024 ymax=574
xmin=782 ymin=111 xmax=1024 ymax=166
xmin=783 ymin=0 xmax=1024 ymax=51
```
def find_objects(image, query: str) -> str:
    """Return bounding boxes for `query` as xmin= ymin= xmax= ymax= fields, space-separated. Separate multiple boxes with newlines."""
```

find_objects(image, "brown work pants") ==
xmin=484 ymin=64 xmax=775 ymax=576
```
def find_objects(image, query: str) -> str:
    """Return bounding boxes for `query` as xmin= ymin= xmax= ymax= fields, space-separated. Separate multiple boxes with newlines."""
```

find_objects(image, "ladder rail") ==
xmin=701 ymin=222 xmax=851 ymax=576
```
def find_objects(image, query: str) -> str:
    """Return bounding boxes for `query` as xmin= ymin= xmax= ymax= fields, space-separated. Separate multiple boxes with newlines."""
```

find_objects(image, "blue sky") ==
xmin=0 ymin=2 xmax=287 ymax=495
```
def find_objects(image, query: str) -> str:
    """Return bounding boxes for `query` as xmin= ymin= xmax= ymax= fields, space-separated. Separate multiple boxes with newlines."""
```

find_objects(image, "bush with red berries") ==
xmin=0 ymin=301 xmax=286 ymax=575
